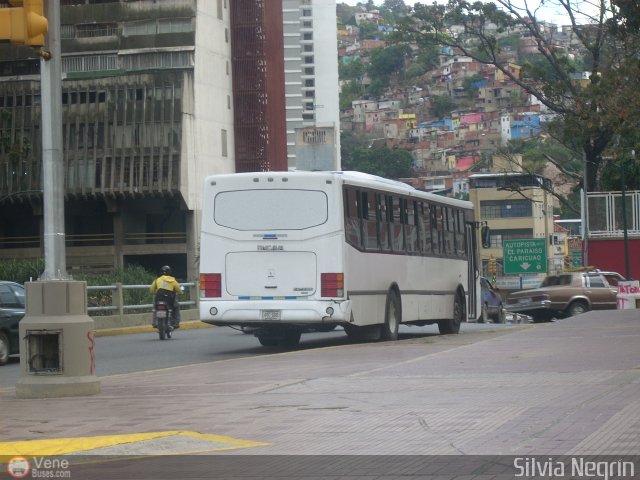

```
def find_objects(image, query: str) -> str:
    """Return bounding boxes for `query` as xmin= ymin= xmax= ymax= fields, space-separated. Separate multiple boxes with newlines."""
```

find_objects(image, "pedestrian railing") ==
xmin=86 ymin=282 xmax=198 ymax=316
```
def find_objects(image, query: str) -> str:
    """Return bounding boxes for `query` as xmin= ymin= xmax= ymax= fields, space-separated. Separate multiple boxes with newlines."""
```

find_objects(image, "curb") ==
xmin=95 ymin=321 xmax=214 ymax=337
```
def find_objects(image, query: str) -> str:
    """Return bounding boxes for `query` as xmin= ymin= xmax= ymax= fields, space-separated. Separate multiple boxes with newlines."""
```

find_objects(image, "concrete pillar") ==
xmin=16 ymin=281 xmax=101 ymax=398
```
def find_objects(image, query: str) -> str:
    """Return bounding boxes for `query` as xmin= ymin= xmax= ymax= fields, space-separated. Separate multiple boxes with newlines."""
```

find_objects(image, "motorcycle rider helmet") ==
xmin=161 ymin=265 xmax=172 ymax=275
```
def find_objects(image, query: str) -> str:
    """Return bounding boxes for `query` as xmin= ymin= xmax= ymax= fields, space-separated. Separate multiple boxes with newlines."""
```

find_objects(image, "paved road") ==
xmin=2 ymin=311 xmax=639 ymax=478
xmin=0 ymin=322 xmax=510 ymax=388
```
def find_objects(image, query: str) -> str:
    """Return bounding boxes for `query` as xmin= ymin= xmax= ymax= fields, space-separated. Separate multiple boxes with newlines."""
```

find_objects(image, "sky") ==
xmin=339 ymin=0 xmax=583 ymax=26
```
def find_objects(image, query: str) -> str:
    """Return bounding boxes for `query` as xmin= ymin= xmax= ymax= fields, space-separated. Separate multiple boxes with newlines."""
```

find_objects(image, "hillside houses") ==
xmin=337 ymin=6 xmax=574 ymax=198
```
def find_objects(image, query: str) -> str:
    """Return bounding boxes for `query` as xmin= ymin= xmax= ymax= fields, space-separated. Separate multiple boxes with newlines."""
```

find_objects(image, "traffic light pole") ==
xmin=40 ymin=0 xmax=67 ymax=280
xmin=16 ymin=0 xmax=100 ymax=398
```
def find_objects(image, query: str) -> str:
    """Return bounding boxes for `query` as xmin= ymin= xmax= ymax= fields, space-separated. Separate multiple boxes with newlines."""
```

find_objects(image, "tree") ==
xmin=383 ymin=0 xmax=409 ymax=16
xmin=343 ymin=145 xmax=414 ymax=179
xmin=429 ymin=95 xmax=454 ymax=119
xmin=367 ymin=44 xmax=412 ymax=88
xmin=339 ymin=58 xmax=366 ymax=81
xmin=397 ymin=0 xmax=640 ymax=192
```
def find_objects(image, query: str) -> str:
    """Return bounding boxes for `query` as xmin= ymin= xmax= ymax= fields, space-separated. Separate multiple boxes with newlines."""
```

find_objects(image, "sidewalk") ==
xmin=1 ymin=310 xmax=639 ymax=459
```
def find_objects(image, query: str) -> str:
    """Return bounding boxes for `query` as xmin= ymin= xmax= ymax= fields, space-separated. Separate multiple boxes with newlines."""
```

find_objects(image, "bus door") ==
xmin=465 ymin=221 xmax=479 ymax=319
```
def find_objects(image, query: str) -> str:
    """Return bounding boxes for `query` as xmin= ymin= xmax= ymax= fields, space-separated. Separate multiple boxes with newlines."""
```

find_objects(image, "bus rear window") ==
xmin=214 ymin=189 xmax=328 ymax=230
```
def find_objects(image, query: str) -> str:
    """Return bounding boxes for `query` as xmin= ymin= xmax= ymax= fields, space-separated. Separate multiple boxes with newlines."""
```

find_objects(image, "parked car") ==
xmin=505 ymin=270 xmax=623 ymax=322
xmin=0 ymin=281 xmax=25 ymax=365
xmin=479 ymin=276 xmax=505 ymax=323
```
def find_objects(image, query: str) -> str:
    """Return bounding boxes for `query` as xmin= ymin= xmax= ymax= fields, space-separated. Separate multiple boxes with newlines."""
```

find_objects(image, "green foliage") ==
xmin=462 ymin=73 xmax=484 ymax=97
xmin=429 ymin=95 xmax=454 ymax=119
xmin=358 ymin=23 xmax=380 ymax=40
xmin=367 ymin=44 xmax=412 ymax=86
xmin=0 ymin=258 xmax=44 ymax=284
xmin=367 ymin=78 xmax=387 ymax=98
xmin=74 ymin=265 xmax=156 ymax=314
xmin=343 ymin=145 xmax=414 ymax=179
xmin=405 ymin=62 xmax=426 ymax=80
xmin=339 ymin=59 xmax=366 ymax=80
xmin=341 ymin=130 xmax=373 ymax=168
xmin=339 ymin=80 xmax=363 ymax=110
xmin=396 ymin=0 xmax=640 ymax=192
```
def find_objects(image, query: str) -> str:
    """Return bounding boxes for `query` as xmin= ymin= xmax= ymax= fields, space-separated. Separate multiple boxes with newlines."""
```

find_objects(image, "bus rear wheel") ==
xmin=438 ymin=290 xmax=464 ymax=334
xmin=381 ymin=290 xmax=401 ymax=341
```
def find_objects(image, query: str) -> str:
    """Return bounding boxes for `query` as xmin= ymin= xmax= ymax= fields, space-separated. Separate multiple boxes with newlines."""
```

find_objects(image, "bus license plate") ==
xmin=261 ymin=310 xmax=281 ymax=321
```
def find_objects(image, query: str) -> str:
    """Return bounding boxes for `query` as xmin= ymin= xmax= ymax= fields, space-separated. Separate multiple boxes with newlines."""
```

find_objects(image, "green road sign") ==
xmin=503 ymin=238 xmax=547 ymax=274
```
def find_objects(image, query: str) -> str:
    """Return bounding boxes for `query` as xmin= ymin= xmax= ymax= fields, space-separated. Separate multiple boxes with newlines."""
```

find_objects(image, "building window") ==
xmin=158 ymin=18 xmax=194 ymax=34
xmin=303 ymin=33 xmax=313 ymax=40
xmin=480 ymin=199 xmax=532 ymax=219
xmin=221 ymin=129 xmax=228 ymax=157
xmin=302 ymin=129 xmax=326 ymax=144
xmin=76 ymin=22 xmax=118 ymax=38
xmin=487 ymin=228 xmax=533 ymax=248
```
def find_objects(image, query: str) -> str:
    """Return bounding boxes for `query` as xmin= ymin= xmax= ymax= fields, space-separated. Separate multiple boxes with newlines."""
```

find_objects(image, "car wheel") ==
xmin=479 ymin=304 xmax=488 ymax=323
xmin=0 ymin=332 xmax=9 ymax=366
xmin=567 ymin=300 xmax=589 ymax=317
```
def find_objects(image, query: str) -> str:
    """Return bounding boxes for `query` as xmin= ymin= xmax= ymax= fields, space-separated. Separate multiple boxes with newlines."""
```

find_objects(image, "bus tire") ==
xmin=381 ymin=289 xmax=401 ymax=341
xmin=279 ymin=330 xmax=301 ymax=347
xmin=257 ymin=335 xmax=278 ymax=347
xmin=438 ymin=290 xmax=464 ymax=335
xmin=345 ymin=324 xmax=380 ymax=342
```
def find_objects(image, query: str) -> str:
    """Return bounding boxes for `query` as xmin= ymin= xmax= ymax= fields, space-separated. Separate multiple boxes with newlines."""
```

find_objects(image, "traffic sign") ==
xmin=503 ymin=238 xmax=547 ymax=274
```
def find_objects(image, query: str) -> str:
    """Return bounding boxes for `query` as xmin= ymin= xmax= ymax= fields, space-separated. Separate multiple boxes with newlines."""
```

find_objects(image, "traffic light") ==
xmin=0 ymin=0 xmax=48 ymax=47
xmin=488 ymin=256 xmax=497 ymax=275
xmin=481 ymin=224 xmax=491 ymax=248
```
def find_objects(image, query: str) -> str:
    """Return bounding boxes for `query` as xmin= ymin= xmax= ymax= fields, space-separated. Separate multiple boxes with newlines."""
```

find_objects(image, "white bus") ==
xmin=199 ymin=171 xmax=480 ymax=347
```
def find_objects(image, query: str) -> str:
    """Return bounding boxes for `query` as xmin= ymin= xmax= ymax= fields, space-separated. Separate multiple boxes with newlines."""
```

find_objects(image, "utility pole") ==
xmin=15 ymin=0 xmax=100 ymax=398
xmin=40 ymin=0 xmax=68 ymax=280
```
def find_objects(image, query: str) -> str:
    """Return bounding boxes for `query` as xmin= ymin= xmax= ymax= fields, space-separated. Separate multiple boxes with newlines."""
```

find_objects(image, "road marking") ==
xmin=0 ymin=431 xmax=269 ymax=456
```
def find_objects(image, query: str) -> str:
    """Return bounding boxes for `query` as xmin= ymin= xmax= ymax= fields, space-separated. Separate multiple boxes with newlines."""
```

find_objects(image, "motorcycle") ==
xmin=154 ymin=299 xmax=174 ymax=340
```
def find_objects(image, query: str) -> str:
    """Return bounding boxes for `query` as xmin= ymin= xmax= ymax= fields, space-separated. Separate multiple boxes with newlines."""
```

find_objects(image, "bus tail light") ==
xmin=321 ymin=273 xmax=344 ymax=297
xmin=200 ymin=273 xmax=222 ymax=298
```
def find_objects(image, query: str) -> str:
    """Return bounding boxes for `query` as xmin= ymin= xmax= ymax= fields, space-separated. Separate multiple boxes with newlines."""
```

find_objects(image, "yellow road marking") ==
xmin=0 ymin=430 xmax=269 ymax=456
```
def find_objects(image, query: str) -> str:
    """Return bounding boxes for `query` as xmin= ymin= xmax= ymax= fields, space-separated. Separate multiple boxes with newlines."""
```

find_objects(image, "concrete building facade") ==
xmin=0 ymin=0 xmax=234 ymax=280
xmin=469 ymin=173 xmax=555 ymax=287
xmin=282 ymin=0 xmax=340 ymax=171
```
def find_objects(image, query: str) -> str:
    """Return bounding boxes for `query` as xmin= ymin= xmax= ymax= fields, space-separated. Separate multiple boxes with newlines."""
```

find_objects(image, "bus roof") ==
xmin=204 ymin=171 xmax=473 ymax=210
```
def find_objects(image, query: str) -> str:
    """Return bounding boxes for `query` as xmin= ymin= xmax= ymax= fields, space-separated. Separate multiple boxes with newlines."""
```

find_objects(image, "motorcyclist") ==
xmin=149 ymin=265 xmax=182 ymax=329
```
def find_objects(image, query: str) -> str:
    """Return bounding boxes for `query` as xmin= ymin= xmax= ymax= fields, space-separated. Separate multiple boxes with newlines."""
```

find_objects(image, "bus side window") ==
xmin=378 ymin=194 xmax=390 ymax=251
xmin=432 ymin=205 xmax=441 ymax=254
xmin=456 ymin=209 xmax=466 ymax=258
xmin=445 ymin=207 xmax=456 ymax=256
xmin=362 ymin=191 xmax=378 ymax=251
xmin=344 ymin=188 xmax=361 ymax=248
xmin=405 ymin=199 xmax=419 ymax=253
xmin=419 ymin=202 xmax=432 ymax=255
xmin=390 ymin=195 xmax=404 ymax=251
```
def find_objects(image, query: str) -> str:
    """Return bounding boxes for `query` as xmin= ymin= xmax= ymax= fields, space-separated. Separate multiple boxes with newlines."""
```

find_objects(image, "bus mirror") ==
xmin=481 ymin=225 xmax=490 ymax=248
